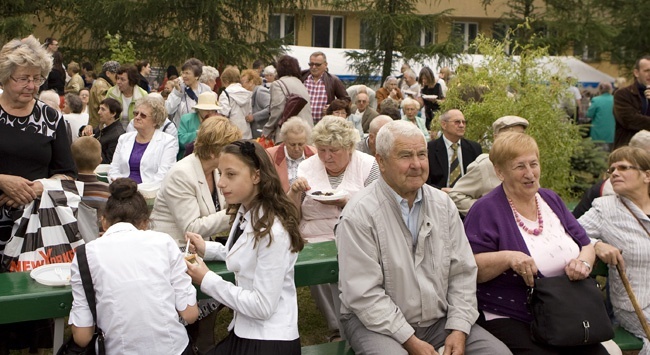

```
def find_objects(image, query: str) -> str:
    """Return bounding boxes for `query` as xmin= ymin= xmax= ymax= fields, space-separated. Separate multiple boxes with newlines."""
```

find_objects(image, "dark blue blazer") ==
xmin=426 ymin=136 xmax=482 ymax=189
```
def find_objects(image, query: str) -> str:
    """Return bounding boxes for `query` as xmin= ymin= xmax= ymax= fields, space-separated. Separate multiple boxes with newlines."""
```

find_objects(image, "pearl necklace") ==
xmin=508 ymin=195 xmax=544 ymax=236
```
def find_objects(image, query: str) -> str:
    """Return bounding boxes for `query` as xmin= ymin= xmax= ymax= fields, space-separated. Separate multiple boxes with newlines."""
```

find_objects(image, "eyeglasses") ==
xmin=445 ymin=119 xmax=467 ymax=126
xmin=10 ymin=75 xmax=44 ymax=87
xmin=308 ymin=62 xmax=324 ymax=67
xmin=133 ymin=110 xmax=148 ymax=119
xmin=606 ymin=164 xmax=643 ymax=174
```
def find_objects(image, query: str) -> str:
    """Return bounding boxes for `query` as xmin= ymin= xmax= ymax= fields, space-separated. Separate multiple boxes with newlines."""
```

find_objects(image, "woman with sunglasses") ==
xmin=579 ymin=146 xmax=650 ymax=354
xmin=108 ymin=96 xmax=178 ymax=186
xmin=185 ymin=140 xmax=304 ymax=355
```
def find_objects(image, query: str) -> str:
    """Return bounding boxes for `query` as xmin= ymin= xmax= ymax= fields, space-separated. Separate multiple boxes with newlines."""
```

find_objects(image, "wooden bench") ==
xmin=0 ymin=240 xmax=338 ymax=350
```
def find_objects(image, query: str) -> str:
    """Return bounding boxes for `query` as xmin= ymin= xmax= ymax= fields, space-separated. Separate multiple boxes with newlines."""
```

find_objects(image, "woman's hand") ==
xmin=389 ymin=89 xmax=398 ymax=99
xmin=185 ymin=256 xmax=210 ymax=286
xmin=508 ymin=251 xmax=538 ymax=287
xmin=594 ymin=241 xmax=625 ymax=272
xmin=185 ymin=232 xmax=206 ymax=258
xmin=82 ymin=125 xmax=94 ymax=136
xmin=564 ymin=258 xmax=592 ymax=281
xmin=0 ymin=175 xmax=38 ymax=207
xmin=245 ymin=114 xmax=254 ymax=123
xmin=289 ymin=177 xmax=310 ymax=194
xmin=173 ymin=78 xmax=182 ymax=91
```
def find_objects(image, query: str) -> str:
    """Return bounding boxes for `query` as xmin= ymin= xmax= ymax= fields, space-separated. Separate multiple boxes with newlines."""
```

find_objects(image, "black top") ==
xmin=93 ymin=120 xmax=126 ymax=164
xmin=138 ymin=75 xmax=151 ymax=93
xmin=43 ymin=69 xmax=66 ymax=95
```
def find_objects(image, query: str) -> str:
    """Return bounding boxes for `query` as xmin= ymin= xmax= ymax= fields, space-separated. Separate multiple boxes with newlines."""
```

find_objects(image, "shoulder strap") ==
xmin=163 ymin=121 xmax=173 ymax=133
xmin=620 ymin=196 xmax=650 ymax=238
xmin=277 ymin=79 xmax=290 ymax=98
xmin=76 ymin=244 xmax=98 ymax=322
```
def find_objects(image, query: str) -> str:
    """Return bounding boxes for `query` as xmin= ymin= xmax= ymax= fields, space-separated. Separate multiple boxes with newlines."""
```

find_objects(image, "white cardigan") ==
xmin=150 ymin=154 xmax=230 ymax=246
xmin=108 ymin=130 xmax=179 ymax=186
xmin=201 ymin=206 xmax=299 ymax=341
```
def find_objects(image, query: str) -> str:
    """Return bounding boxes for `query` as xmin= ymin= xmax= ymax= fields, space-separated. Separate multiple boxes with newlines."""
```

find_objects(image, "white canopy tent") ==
xmin=284 ymin=45 xmax=614 ymax=88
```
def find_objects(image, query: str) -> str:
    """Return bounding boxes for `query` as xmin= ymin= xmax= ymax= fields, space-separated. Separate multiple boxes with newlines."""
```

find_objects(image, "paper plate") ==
xmin=94 ymin=164 xmax=110 ymax=174
xmin=308 ymin=189 xmax=348 ymax=201
xmin=30 ymin=263 xmax=72 ymax=286
xmin=422 ymin=94 xmax=438 ymax=100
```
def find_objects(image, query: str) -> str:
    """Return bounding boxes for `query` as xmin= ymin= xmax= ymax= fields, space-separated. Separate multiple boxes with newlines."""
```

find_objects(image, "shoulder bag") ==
xmin=527 ymin=274 xmax=614 ymax=346
xmin=277 ymin=79 xmax=308 ymax=128
xmin=56 ymin=244 xmax=105 ymax=355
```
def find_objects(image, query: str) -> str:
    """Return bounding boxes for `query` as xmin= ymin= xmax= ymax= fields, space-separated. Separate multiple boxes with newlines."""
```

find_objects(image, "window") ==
xmin=420 ymin=28 xmax=436 ymax=46
xmin=312 ymin=15 xmax=344 ymax=48
xmin=452 ymin=22 xmax=478 ymax=52
xmin=269 ymin=14 xmax=295 ymax=45
xmin=359 ymin=20 xmax=377 ymax=49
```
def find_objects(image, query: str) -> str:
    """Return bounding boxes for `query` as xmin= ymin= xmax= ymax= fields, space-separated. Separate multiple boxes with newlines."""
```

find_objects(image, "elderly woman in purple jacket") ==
xmin=463 ymin=132 xmax=615 ymax=355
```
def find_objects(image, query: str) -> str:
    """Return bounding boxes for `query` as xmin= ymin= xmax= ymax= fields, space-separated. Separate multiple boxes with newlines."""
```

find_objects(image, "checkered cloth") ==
xmin=1 ymin=179 xmax=86 ymax=272
xmin=304 ymin=75 xmax=327 ymax=124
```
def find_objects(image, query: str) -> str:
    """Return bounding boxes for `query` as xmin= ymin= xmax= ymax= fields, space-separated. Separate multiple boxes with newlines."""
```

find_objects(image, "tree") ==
xmin=438 ymin=33 xmax=582 ymax=199
xmin=326 ymin=0 xmax=457 ymax=84
xmin=0 ymin=1 xmax=54 ymax=43
xmin=601 ymin=0 xmax=650 ymax=72
xmin=47 ymin=0 xmax=318 ymax=68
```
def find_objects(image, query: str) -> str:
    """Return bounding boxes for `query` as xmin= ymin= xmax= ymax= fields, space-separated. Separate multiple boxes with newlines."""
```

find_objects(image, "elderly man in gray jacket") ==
xmin=336 ymin=121 xmax=510 ymax=355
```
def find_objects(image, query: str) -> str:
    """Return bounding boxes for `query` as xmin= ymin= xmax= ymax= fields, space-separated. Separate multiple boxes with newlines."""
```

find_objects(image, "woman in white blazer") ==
xmin=151 ymin=117 xmax=242 ymax=246
xmin=108 ymin=96 xmax=179 ymax=186
xmin=186 ymin=140 xmax=304 ymax=355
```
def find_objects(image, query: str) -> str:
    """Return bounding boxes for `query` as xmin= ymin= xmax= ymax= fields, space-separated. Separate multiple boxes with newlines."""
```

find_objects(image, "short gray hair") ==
xmin=200 ymin=66 xmax=220 ymax=83
xmin=383 ymin=76 xmax=397 ymax=90
xmin=0 ymin=35 xmax=52 ymax=85
xmin=65 ymin=93 xmax=83 ymax=114
xmin=280 ymin=116 xmax=312 ymax=141
xmin=376 ymin=120 xmax=426 ymax=158
xmin=630 ymin=130 xmax=650 ymax=151
xmin=262 ymin=65 xmax=277 ymax=76
xmin=401 ymin=97 xmax=420 ymax=110
xmin=311 ymin=115 xmax=359 ymax=151
xmin=310 ymin=51 xmax=327 ymax=62
xmin=369 ymin=115 xmax=393 ymax=135
xmin=135 ymin=96 xmax=167 ymax=129
xmin=404 ymin=69 xmax=417 ymax=80
xmin=39 ymin=90 xmax=60 ymax=111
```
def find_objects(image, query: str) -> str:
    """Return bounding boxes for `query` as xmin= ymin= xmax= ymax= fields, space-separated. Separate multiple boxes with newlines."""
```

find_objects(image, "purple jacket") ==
xmin=463 ymin=185 xmax=590 ymax=323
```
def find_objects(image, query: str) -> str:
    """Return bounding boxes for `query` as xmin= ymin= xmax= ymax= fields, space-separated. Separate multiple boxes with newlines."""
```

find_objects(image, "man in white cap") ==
xmin=177 ymin=91 xmax=222 ymax=159
xmin=448 ymin=115 xmax=529 ymax=216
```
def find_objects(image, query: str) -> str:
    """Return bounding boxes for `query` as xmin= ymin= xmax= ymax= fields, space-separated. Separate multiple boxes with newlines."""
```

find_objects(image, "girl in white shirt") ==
xmin=69 ymin=178 xmax=199 ymax=355
xmin=186 ymin=140 xmax=304 ymax=355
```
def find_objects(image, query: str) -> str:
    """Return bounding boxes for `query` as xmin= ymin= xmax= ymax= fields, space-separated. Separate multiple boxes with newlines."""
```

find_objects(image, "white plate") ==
xmin=94 ymin=164 xmax=110 ymax=174
xmin=30 ymin=263 xmax=72 ymax=286
xmin=422 ymin=94 xmax=438 ymax=100
xmin=308 ymin=189 xmax=348 ymax=201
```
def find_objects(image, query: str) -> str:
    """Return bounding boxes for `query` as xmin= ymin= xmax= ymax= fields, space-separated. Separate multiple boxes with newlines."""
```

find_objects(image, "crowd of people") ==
xmin=1 ymin=33 xmax=650 ymax=355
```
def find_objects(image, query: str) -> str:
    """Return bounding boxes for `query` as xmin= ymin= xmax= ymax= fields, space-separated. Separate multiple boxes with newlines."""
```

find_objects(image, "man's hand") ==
xmin=403 ymin=335 xmax=437 ymax=355
xmin=443 ymin=330 xmax=466 ymax=355
xmin=644 ymin=86 xmax=650 ymax=100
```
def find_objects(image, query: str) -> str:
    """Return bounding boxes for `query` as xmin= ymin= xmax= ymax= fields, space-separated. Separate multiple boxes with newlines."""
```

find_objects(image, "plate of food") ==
xmin=308 ymin=189 xmax=348 ymax=201
xmin=421 ymin=94 xmax=438 ymax=100
xmin=30 ymin=263 xmax=72 ymax=286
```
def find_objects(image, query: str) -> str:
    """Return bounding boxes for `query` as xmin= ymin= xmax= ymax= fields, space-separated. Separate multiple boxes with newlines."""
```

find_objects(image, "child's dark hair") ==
xmin=103 ymin=178 xmax=150 ymax=228
xmin=222 ymin=140 xmax=304 ymax=253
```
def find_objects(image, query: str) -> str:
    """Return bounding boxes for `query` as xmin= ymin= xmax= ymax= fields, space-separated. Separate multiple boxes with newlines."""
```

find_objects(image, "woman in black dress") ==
xmin=417 ymin=66 xmax=444 ymax=130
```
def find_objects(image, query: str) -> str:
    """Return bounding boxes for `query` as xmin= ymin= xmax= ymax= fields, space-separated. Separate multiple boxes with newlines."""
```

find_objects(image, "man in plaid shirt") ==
xmin=302 ymin=51 xmax=350 ymax=125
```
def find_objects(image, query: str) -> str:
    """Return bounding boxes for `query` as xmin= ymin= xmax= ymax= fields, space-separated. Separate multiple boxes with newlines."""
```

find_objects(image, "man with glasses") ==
xmin=301 ymin=51 xmax=350 ymax=125
xmin=427 ymin=109 xmax=482 ymax=192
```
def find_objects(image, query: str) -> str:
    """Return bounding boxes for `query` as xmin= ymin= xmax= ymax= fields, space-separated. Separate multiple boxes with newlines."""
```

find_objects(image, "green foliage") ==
xmin=326 ymin=0 xmax=458 ymax=84
xmin=570 ymin=137 xmax=608 ymax=194
xmin=103 ymin=32 xmax=137 ymax=65
xmin=439 ymin=32 xmax=582 ymax=199
xmin=48 ymin=0 xmax=318 ymax=69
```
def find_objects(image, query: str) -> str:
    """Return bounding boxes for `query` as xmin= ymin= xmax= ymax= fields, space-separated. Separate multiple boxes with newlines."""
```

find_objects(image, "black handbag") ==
xmin=527 ymin=275 xmax=614 ymax=346
xmin=57 ymin=244 xmax=105 ymax=355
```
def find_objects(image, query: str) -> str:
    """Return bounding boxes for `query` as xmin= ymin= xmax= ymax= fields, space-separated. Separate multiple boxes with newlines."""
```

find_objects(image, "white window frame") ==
xmin=269 ymin=13 xmax=295 ymax=42
xmin=312 ymin=15 xmax=345 ymax=48
xmin=453 ymin=22 xmax=479 ymax=51
xmin=419 ymin=27 xmax=436 ymax=46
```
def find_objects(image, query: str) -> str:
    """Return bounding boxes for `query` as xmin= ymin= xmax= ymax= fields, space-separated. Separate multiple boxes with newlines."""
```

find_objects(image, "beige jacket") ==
xmin=150 ymin=154 xmax=229 ymax=245
xmin=448 ymin=153 xmax=501 ymax=216
xmin=337 ymin=177 xmax=478 ymax=344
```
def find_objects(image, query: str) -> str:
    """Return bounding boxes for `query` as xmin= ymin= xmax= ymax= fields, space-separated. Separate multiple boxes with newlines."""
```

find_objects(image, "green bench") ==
xmin=301 ymin=340 xmax=354 ymax=355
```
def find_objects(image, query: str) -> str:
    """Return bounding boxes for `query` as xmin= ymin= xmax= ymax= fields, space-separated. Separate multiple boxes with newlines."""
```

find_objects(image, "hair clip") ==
xmin=233 ymin=141 xmax=260 ymax=169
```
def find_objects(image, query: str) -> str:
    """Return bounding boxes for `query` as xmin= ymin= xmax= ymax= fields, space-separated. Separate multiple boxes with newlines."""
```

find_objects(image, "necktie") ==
xmin=449 ymin=143 xmax=461 ymax=187
xmin=229 ymin=216 xmax=244 ymax=250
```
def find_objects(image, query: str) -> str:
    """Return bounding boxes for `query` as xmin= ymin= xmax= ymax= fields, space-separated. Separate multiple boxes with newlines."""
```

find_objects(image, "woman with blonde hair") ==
xmin=241 ymin=68 xmax=269 ymax=138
